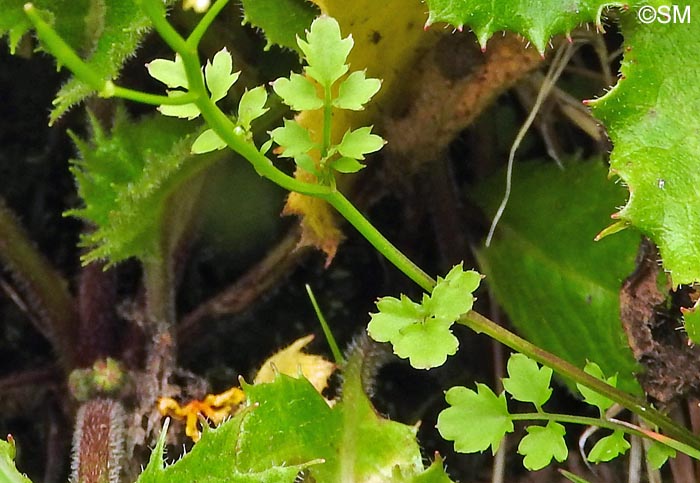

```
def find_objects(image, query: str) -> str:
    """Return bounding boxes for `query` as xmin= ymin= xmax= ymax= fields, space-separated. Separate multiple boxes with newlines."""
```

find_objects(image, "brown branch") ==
xmin=0 ymin=197 xmax=78 ymax=370
xmin=384 ymin=33 xmax=545 ymax=166
xmin=178 ymin=228 xmax=307 ymax=340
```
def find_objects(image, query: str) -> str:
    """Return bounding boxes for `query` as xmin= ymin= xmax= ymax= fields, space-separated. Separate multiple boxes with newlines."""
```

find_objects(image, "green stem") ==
xmin=110 ymin=85 xmax=198 ymax=106
xmin=305 ymin=284 xmax=345 ymax=365
xmin=142 ymin=257 xmax=175 ymax=331
xmin=511 ymin=412 xmax=700 ymax=460
xmin=30 ymin=0 xmax=700 ymax=456
xmin=321 ymin=84 xmax=333 ymax=158
xmin=187 ymin=0 xmax=231 ymax=49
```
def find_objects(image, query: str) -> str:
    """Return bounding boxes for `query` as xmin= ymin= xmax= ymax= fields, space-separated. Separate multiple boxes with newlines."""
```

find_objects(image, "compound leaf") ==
xmin=423 ymin=263 xmax=480 ymax=321
xmin=502 ymin=353 xmax=553 ymax=410
xmin=333 ymin=70 xmax=382 ymax=110
xmin=204 ymin=48 xmax=240 ymax=103
xmin=576 ymin=361 xmax=617 ymax=416
xmin=437 ymin=384 xmax=513 ymax=454
xmin=591 ymin=9 xmax=700 ymax=285
xmin=646 ymin=441 xmax=676 ymax=470
xmin=336 ymin=126 xmax=385 ymax=160
xmin=237 ymin=86 xmax=270 ymax=132
xmin=518 ymin=421 xmax=568 ymax=471
xmin=298 ymin=15 xmax=353 ymax=86
xmin=269 ymin=119 xmax=317 ymax=159
xmin=368 ymin=295 xmax=425 ymax=344
xmin=424 ymin=0 xmax=610 ymax=54
xmin=191 ymin=129 xmax=226 ymax=154
xmin=272 ymin=73 xmax=324 ymax=111
xmin=147 ymin=55 xmax=189 ymax=89
xmin=587 ymin=430 xmax=630 ymax=463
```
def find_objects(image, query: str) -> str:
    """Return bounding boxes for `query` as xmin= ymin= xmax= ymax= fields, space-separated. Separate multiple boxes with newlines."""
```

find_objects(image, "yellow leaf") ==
xmin=254 ymin=334 xmax=336 ymax=393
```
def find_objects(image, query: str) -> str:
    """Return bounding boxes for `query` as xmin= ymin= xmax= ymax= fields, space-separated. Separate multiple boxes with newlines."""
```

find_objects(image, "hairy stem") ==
xmin=0 ymin=199 xmax=77 ymax=370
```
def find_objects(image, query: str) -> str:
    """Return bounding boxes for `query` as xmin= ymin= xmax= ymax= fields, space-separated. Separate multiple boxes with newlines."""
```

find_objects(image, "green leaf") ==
xmin=66 ymin=109 xmax=215 ymax=265
xmin=681 ymin=304 xmax=700 ymax=345
xmin=0 ymin=438 xmax=32 ymax=483
xmin=204 ymin=48 xmax=240 ymax=103
xmin=240 ymin=0 xmax=319 ymax=52
xmin=237 ymin=86 xmax=269 ymax=132
xmin=368 ymin=295 xmax=426 ymax=344
xmin=392 ymin=318 xmax=459 ymax=370
xmin=576 ymin=361 xmax=617 ymax=416
xmin=330 ymin=156 xmax=365 ymax=174
xmin=157 ymin=91 xmax=201 ymax=120
xmin=146 ymin=345 xmax=454 ymax=483
xmin=423 ymin=263 xmax=481 ymax=321
xmin=646 ymin=441 xmax=676 ymax=470
xmin=269 ymin=119 xmax=316 ymax=158
xmin=298 ymin=16 xmax=353 ymax=86
xmin=191 ymin=129 xmax=226 ymax=154
xmin=336 ymin=127 xmax=385 ymax=160
xmin=474 ymin=160 xmax=641 ymax=395
xmin=587 ymin=430 xmax=630 ymax=463
xmin=502 ymin=353 xmax=553 ymax=410
xmin=294 ymin=153 xmax=319 ymax=176
xmin=517 ymin=421 xmax=568 ymax=471
xmin=591 ymin=11 xmax=700 ymax=285
xmin=136 ymin=420 xmax=314 ymax=483
xmin=273 ymin=73 xmax=324 ymax=111
xmin=50 ymin=0 xmax=178 ymax=123
xmin=424 ymin=0 xmax=609 ymax=54
xmin=437 ymin=384 xmax=513 ymax=454
xmin=147 ymin=55 xmax=189 ymax=89
xmin=333 ymin=70 xmax=382 ymax=110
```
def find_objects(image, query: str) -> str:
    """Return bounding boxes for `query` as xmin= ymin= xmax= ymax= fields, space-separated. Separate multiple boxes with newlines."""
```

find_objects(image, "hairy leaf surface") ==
xmin=0 ymin=438 xmax=31 ymax=483
xmin=240 ymin=0 xmax=319 ymax=52
xmin=475 ymin=161 xmax=641 ymax=394
xmin=591 ymin=6 xmax=700 ymax=284
xmin=67 ymin=109 xmax=214 ymax=265
xmin=424 ymin=0 xmax=615 ymax=53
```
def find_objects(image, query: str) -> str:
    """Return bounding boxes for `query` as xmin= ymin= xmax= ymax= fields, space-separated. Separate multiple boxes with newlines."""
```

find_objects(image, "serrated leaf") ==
xmin=393 ymin=318 xmax=459 ymax=370
xmin=49 ymin=0 xmax=177 ymax=123
xmin=502 ymin=353 xmax=553 ymax=409
xmin=191 ymin=129 xmax=226 ymax=154
xmin=475 ymin=160 xmax=641 ymax=395
xmin=438 ymin=384 xmax=513 ymax=454
xmin=646 ymin=441 xmax=676 ymax=470
xmin=587 ymin=430 xmax=630 ymax=463
xmin=273 ymin=73 xmax=324 ymax=111
xmin=330 ymin=156 xmax=365 ymax=173
xmin=240 ymin=0 xmax=319 ymax=52
xmin=66 ymin=110 xmax=215 ymax=265
xmin=298 ymin=15 xmax=353 ymax=86
xmin=576 ymin=361 xmax=617 ymax=416
xmin=681 ymin=304 xmax=700 ymax=345
xmin=237 ymin=86 xmax=269 ymax=132
xmin=518 ymin=421 xmax=568 ymax=471
xmin=424 ymin=263 xmax=481 ymax=321
xmin=0 ymin=438 xmax=32 ymax=483
xmin=270 ymin=119 xmax=316 ymax=158
xmin=147 ymin=55 xmax=189 ymax=89
xmin=591 ymin=11 xmax=700 ymax=285
xmin=157 ymin=91 xmax=201 ymax=120
xmin=136 ymin=420 xmax=314 ymax=483
xmin=424 ymin=0 xmax=609 ymax=54
xmin=205 ymin=48 xmax=240 ymax=103
xmin=336 ymin=126 xmax=385 ymax=160
xmin=333 ymin=70 xmax=382 ymax=110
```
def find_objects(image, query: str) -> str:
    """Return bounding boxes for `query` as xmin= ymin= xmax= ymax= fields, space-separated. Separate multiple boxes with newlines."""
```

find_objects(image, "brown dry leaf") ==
xmin=254 ymin=334 xmax=336 ymax=393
